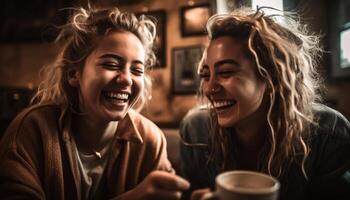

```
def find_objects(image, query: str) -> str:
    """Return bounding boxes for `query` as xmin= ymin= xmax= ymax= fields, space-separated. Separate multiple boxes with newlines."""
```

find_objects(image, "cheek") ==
xmin=254 ymin=80 xmax=267 ymax=96
xmin=233 ymin=78 xmax=266 ymax=103
xmin=79 ymin=72 xmax=109 ymax=101
xmin=133 ymin=76 xmax=144 ymax=95
xmin=83 ymin=68 xmax=113 ymax=86
xmin=80 ymin=76 xmax=99 ymax=92
xmin=222 ymin=79 xmax=240 ymax=94
xmin=246 ymin=82 xmax=266 ymax=105
xmin=201 ymin=81 xmax=210 ymax=95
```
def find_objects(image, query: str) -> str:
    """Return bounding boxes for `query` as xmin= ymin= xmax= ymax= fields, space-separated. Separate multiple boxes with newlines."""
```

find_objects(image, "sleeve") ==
xmin=179 ymin=107 xmax=212 ymax=199
xmin=153 ymin=129 xmax=174 ymax=174
xmin=308 ymin=111 xmax=350 ymax=200
xmin=0 ymin=114 xmax=46 ymax=199
xmin=137 ymin=116 xmax=173 ymax=175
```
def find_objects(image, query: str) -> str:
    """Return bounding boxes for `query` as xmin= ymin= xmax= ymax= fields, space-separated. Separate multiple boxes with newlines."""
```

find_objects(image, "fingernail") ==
xmin=178 ymin=177 xmax=190 ymax=189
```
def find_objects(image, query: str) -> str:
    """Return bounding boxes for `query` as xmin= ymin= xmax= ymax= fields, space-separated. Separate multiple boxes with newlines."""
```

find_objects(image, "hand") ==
xmin=116 ymin=170 xmax=190 ymax=200
xmin=190 ymin=188 xmax=211 ymax=200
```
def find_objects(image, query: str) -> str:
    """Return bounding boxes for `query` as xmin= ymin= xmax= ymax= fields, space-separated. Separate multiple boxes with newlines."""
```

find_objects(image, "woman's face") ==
xmin=201 ymin=36 xmax=268 ymax=127
xmin=72 ymin=31 xmax=146 ymax=124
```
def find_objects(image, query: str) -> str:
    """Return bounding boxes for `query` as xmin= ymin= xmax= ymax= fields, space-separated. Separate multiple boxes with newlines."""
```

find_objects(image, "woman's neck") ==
xmin=234 ymin=122 xmax=266 ymax=150
xmin=231 ymin=103 xmax=269 ymax=169
xmin=232 ymin=124 xmax=267 ymax=170
xmin=73 ymin=115 xmax=118 ymax=153
xmin=233 ymin=95 xmax=269 ymax=151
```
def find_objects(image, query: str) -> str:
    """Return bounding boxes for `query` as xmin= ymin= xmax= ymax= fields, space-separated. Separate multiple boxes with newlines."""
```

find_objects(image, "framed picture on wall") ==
xmin=329 ymin=0 xmax=350 ymax=79
xmin=0 ymin=0 xmax=72 ymax=43
xmin=180 ymin=3 xmax=212 ymax=37
xmin=172 ymin=45 xmax=203 ymax=94
xmin=340 ymin=24 xmax=350 ymax=69
xmin=137 ymin=10 xmax=167 ymax=68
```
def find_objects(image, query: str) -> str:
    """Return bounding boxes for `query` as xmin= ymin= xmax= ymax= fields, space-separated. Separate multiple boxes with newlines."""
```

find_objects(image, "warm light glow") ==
xmin=188 ymin=0 xmax=195 ymax=6
xmin=185 ymin=7 xmax=209 ymax=33
xmin=142 ymin=6 xmax=149 ymax=12
xmin=340 ymin=27 xmax=350 ymax=68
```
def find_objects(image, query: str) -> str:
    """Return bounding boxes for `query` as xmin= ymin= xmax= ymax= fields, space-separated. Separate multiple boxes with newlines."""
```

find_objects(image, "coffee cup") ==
xmin=202 ymin=170 xmax=280 ymax=200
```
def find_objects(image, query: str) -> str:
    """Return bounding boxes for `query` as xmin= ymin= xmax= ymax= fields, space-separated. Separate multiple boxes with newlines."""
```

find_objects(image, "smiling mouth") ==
xmin=103 ymin=91 xmax=130 ymax=104
xmin=212 ymin=100 xmax=236 ymax=111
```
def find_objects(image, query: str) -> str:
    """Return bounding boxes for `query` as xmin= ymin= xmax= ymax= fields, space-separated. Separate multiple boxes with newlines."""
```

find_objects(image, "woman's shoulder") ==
xmin=21 ymin=103 xmax=60 ymax=117
xmin=312 ymin=104 xmax=350 ymax=140
xmin=1 ymin=104 xmax=62 ymax=151
xmin=126 ymin=109 xmax=164 ymax=143
xmin=180 ymin=106 xmax=211 ymax=144
xmin=7 ymin=104 xmax=61 ymax=130
xmin=306 ymin=104 xmax=350 ymax=195
xmin=182 ymin=106 xmax=211 ymax=124
xmin=127 ymin=109 xmax=162 ymax=131
xmin=180 ymin=106 xmax=211 ymax=133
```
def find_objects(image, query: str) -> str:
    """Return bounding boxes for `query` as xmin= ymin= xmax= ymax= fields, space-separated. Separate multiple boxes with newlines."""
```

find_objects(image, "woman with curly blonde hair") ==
xmin=180 ymin=7 xmax=350 ymax=200
xmin=0 ymin=6 xmax=189 ymax=200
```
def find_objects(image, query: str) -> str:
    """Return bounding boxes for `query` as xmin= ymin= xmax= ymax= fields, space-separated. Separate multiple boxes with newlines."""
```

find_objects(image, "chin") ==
xmin=218 ymin=118 xmax=236 ymax=128
xmin=104 ymin=110 xmax=128 ymax=122
xmin=112 ymin=112 xmax=128 ymax=121
xmin=110 ymin=116 xmax=125 ymax=121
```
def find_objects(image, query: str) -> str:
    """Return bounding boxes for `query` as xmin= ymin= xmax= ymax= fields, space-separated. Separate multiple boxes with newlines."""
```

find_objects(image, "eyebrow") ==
xmin=214 ymin=59 xmax=240 ymax=68
xmin=99 ymin=54 xmax=144 ymax=65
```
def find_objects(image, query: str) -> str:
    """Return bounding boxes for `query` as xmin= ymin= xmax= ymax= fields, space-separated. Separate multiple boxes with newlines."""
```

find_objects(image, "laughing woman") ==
xmin=0 ymin=6 xmax=189 ymax=200
xmin=180 ymin=7 xmax=350 ymax=200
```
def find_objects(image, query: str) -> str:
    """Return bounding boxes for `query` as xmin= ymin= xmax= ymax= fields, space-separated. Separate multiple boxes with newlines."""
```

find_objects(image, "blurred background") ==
xmin=1 ymin=0 xmax=350 ymax=169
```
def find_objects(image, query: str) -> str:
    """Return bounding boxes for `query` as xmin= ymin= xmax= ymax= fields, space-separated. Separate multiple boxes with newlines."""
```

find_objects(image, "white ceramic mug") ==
xmin=202 ymin=170 xmax=280 ymax=200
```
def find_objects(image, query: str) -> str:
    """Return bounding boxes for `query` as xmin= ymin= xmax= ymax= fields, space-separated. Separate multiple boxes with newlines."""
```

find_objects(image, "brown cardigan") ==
xmin=0 ymin=104 xmax=172 ymax=199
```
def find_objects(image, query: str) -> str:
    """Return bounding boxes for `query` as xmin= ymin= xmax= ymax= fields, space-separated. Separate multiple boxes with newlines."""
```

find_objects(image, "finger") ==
xmin=150 ymin=171 xmax=190 ymax=191
xmin=151 ymin=189 xmax=182 ymax=200
xmin=191 ymin=188 xmax=211 ymax=200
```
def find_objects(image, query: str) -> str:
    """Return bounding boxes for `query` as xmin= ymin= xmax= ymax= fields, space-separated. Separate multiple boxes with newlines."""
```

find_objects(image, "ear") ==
xmin=67 ymin=69 xmax=80 ymax=87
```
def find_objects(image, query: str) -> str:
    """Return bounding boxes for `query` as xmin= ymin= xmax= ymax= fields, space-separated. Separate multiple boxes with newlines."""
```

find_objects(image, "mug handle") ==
xmin=201 ymin=192 xmax=219 ymax=200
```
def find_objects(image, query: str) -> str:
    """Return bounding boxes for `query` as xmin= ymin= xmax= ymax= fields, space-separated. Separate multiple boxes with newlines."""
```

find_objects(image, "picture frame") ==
xmin=180 ymin=3 xmax=212 ymax=37
xmin=136 ymin=10 xmax=167 ymax=68
xmin=172 ymin=45 xmax=203 ymax=94
xmin=339 ymin=25 xmax=350 ymax=68
xmin=0 ymin=0 xmax=71 ymax=43
xmin=328 ymin=0 xmax=350 ymax=79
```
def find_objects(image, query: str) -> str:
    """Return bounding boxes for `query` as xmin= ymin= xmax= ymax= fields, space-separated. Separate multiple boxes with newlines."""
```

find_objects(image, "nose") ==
xmin=116 ymin=69 xmax=132 ymax=86
xmin=203 ymin=76 xmax=221 ymax=95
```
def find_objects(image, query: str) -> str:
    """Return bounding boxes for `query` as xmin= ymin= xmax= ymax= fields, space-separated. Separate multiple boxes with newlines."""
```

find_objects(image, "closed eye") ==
xmin=131 ymin=65 xmax=144 ymax=76
xmin=101 ymin=62 xmax=122 ymax=70
xmin=99 ymin=54 xmax=123 ymax=70
xmin=217 ymin=70 xmax=236 ymax=78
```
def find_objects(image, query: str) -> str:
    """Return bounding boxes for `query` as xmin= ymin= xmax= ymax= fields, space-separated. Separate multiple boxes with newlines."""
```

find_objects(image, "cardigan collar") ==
xmin=60 ymin=107 xmax=143 ymax=144
xmin=115 ymin=109 xmax=143 ymax=144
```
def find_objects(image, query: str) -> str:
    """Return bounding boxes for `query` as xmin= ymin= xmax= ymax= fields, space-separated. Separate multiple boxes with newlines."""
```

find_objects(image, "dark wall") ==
xmin=0 ymin=87 xmax=34 ymax=136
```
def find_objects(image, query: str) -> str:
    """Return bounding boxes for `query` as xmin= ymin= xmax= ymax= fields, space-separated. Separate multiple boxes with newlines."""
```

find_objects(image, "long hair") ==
xmin=199 ymin=7 xmax=323 ymax=178
xmin=32 ymin=6 xmax=157 ymax=112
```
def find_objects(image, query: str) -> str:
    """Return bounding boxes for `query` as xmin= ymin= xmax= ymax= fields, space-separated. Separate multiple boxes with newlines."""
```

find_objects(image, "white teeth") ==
xmin=213 ymin=100 xmax=235 ymax=108
xmin=105 ymin=92 xmax=129 ymax=100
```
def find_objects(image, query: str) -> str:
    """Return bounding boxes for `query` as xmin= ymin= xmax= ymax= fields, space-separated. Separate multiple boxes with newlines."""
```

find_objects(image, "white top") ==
xmin=74 ymin=128 xmax=117 ymax=199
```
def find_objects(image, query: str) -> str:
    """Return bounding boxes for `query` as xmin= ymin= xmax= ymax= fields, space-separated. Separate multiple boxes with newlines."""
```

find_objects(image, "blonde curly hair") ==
xmin=33 ymin=6 xmax=157 ymax=112
xmin=199 ymin=7 xmax=323 ymax=179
